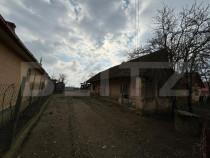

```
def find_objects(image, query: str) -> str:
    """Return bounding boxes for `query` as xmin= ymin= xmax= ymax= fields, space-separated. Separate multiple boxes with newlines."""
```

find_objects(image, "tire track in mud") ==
xmin=75 ymin=97 xmax=191 ymax=158
xmin=68 ymin=96 xmax=197 ymax=158
xmin=68 ymin=97 xmax=91 ymax=158
xmin=76 ymin=97 xmax=148 ymax=158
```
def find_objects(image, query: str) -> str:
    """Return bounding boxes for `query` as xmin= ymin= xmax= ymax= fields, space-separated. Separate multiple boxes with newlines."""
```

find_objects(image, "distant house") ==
xmin=175 ymin=72 xmax=205 ymax=102
xmin=201 ymin=82 xmax=210 ymax=95
xmin=55 ymin=82 xmax=65 ymax=93
xmin=201 ymin=82 xmax=210 ymax=101
xmin=0 ymin=15 xmax=50 ymax=110
xmin=51 ymin=79 xmax=65 ymax=93
xmin=80 ymin=82 xmax=90 ymax=90
xmin=86 ymin=50 xmax=173 ymax=113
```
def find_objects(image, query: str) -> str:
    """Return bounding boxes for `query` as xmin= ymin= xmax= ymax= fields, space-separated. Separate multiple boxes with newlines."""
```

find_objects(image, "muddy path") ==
xmin=16 ymin=95 xmax=199 ymax=158
xmin=69 ymin=96 xmax=199 ymax=158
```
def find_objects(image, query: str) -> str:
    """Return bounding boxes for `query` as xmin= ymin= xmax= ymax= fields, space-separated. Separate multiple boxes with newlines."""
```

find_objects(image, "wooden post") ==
xmin=121 ymin=84 xmax=124 ymax=105
xmin=7 ymin=76 xmax=26 ymax=149
xmin=38 ymin=75 xmax=44 ymax=91
xmin=13 ymin=77 xmax=26 ymax=119
xmin=202 ymin=123 xmax=210 ymax=158
xmin=29 ymin=74 xmax=36 ymax=105
xmin=109 ymin=84 xmax=112 ymax=102
xmin=38 ymin=77 xmax=47 ymax=108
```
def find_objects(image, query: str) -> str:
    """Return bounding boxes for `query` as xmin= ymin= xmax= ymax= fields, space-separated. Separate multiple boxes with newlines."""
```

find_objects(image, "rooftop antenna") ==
xmin=40 ymin=57 xmax=42 ymax=66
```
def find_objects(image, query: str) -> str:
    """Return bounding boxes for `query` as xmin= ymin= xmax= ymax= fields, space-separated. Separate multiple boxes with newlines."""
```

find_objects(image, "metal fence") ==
xmin=0 ymin=76 xmax=52 ymax=152
xmin=0 ymin=83 xmax=20 ymax=125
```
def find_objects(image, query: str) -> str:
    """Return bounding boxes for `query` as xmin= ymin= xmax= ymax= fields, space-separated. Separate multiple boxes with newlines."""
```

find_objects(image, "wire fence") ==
xmin=0 ymin=83 xmax=20 ymax=125
xmin=0 ymin=76 xmax=52 ymax=152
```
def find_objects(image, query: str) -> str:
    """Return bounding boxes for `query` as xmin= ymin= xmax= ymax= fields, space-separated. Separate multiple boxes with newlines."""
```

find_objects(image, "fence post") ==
xmin=7 ymin=76 xmax=26 ymax=149
xmin=38 ymin=77 xmax=47 ymax=107
xmin=29 ymin=74 xmax=36 ymax=106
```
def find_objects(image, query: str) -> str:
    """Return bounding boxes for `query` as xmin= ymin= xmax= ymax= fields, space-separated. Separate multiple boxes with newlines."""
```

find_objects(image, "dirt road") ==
xmin=17 ymin=94 xmax=199 ymax=158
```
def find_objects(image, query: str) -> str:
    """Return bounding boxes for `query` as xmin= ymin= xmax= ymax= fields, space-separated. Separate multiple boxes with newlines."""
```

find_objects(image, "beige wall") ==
xmin=176 ymin=86 xmax=202 ymax=102
xmin=90 ymin=77 xmax=171 ymax=112
xmin=0 ymin=42 xmax=23 ymax=83
xmin=110 ymin=78 xmax=130 ymax=99
xmin=192 ymin=87 xmax=201 ymax=101
xmin=0 ymin=42 xmax=47 ymax=84
xmin=0 ymin=41 xmax=50 ymax=110
xmin=90 ymin=78 xmax=131 ymax=99
xmin=90 ymin=78 xmax=140 ymax=100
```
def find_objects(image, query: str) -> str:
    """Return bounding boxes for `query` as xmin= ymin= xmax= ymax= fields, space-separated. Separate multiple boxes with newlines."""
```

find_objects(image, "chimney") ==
xmin=6 ymin=21 xmax=16 ymax=32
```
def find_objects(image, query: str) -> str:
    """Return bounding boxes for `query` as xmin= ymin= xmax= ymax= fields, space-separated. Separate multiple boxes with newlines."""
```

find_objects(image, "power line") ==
xmin=138 ymin=0 xmax=139 ymax=48
xmin=135 ymin=0 xmax=137 ymax=49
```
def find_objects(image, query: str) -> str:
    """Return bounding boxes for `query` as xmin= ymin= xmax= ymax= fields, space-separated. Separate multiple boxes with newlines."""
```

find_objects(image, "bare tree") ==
xmin=198 ymin=57 xmax=210 ymax=101
xmin=127 ymin=46 xmax=150 ymax=60
xmin=128 ymin=2 xmax=210 ymax=112
xmin=58 ymin=73 xmax=67 ymax=83
xmin=48 ymin=70 xmax=57 ymax=80
xmin=173 ymin=3 xmax=210 ymax=111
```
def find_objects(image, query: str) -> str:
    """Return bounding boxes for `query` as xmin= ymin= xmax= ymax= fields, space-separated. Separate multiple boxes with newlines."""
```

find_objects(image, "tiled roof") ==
xmin=86 ymin=49 xmax=172 ymax=82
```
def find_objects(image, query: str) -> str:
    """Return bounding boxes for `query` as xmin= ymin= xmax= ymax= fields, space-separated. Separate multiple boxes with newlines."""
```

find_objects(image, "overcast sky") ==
xmin=0 ymin=0 xmax=209 ymax=87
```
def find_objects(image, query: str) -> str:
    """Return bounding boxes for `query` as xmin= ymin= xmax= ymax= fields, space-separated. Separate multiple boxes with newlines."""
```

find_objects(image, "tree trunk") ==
xmin=188 ymin=89 xmax=192 ymax=112
xmin=171 ymin=96 xmax=177 ymax=117
xmin=207 ymin=96 xmax=210 ymax=103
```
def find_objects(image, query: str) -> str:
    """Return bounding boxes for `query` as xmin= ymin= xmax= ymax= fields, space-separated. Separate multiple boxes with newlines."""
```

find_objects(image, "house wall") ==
xmin=129 ymin=77 xmax=143 ymax=109
xmin=90 ymin=78 xmax=131 ymax=99
xmin=192 ymin=87 xmax=201 ymax=101
xmin=90 ymin=82 xmax=100 ymax=96
xmin=0 ymin=40 xmax=50 ymax=110
xmin=140 ymin=79 xmax=171 ymax=112
xmin=0 ymin=42 xmax=48 ymax=85
xmin=176 ymin=86 xmax=202 ymax=102
xmin=0 ymin=42 xmax=23 ymax=84
xmin=90 ymin=77 xmax=171 ymax=113
xmin=110 ymin=78 xmax=130 ymax=99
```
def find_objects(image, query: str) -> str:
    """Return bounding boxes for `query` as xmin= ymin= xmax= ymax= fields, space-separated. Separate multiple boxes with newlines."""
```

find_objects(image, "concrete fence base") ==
xmin=175 ymin=110 xmax=201 ymax=136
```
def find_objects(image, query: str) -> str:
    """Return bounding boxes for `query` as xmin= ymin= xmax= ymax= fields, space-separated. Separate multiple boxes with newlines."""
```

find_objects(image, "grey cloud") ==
xmin=24 ymin=39 xmax=60 ymax=65
xmin=1 ymin=0 xmax=208 ymax=86
xmin=78 ymin=0 xmax=129 ymax=46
